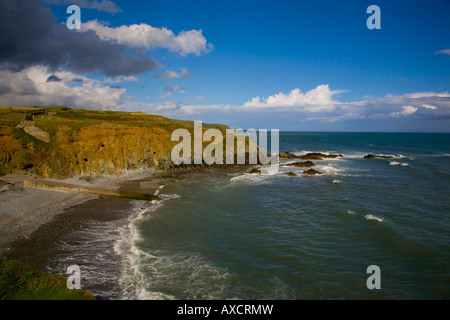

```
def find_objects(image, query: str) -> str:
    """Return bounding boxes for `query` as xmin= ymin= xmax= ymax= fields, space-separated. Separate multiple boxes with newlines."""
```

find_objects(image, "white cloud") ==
xmin=153 ymin=68 xmax=192 ymax=79
xmin=0 ymin=66 xmax=125 ymax=109
xmin=126 ymin=88 xmax=450 ymax=124
xmin=303 ymin=112 xmax=365 ymax=123
xmin=403 ymin=92 xmax=450 ymax=99
xmin=161 ymin=85 xmax=185 ymax=99
xmin=103 ymin=75 xmax=138 ymax=84
xmin=146 ymin=87 xmax=450 ymax=126
xmin=81 ymin=20 xmax=213 ymax=56
xmin=389 ymin=105 xmax=418 ymax=117
xmin=164 ymin=85 xmax=185 ymax=92
xmin=3 ymin=68 xmax=448 ymax=129
xmin=192 ymin=96 xmax=207 ymax=101
xmin=435 ymin=49 xmax=450 ymax=55
xmin=242 ymin=85 xmax=343 ymax=112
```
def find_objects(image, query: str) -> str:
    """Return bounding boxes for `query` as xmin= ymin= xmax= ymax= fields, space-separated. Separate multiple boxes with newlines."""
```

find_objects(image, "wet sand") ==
xmin=4 ymin=196 xmax=136 ymax=299
xmin=0 ymin=170 xmax=170 ymax=299
xmin=0 ymin=187 xmax=97 ymax=254
xmin=0 ymin=169 xmax=164 ymax=259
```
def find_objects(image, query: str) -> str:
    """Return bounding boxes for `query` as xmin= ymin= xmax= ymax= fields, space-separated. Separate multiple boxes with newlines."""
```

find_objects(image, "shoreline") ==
xmin=0 ymin=167 xmax=224 ymax=299
xmin=0 ymin=169 xmax=170 ymax=296
xmin=0 ymin=187 xmax=97 ymax=255
xmin=4 ymin=196 xmax=139 ymax=299
xmin=0 ymin=165 xmax=257 ymax=256
xmin=0 ymin=169 xmax=158 ymax=252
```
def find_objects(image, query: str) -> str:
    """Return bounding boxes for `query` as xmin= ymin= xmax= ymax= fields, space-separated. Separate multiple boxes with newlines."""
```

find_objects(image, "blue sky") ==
xmin=1 ymin=0 xmax=449 ymax=131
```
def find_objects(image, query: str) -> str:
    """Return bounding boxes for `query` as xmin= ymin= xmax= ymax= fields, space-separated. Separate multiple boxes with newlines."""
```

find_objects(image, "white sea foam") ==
xmin=389 ymin=161 xmax=409 ymax=167
xmin=114 ymin=198 xmax=177 ymax=300
xmin=158 ymin=193 xmax=181 ymax=200
xmin=260 ymin=165 xmax=280 ymax=175
xmin=154 ymin=185 xmax=165 ymax=196
xmin=230 ymin=175 xmax=268 ymax=184
xmin=293 ymin=150 xmax=340 ymax=156
xmin=315 ymin=164 xmax=344 ymax=175
xmin=344 ymin=153 xmax=368 ymax=159
xmin=332 ymin=180 xmax=343 ymax=184
xmin=367 ymin=153 xmax=407 ymax=159
xmin=230 ymin=172 xmax=271 ymax=184
xmin=347 ymin=210 xmax=356 ymax=215
xmin=364 ymin=215 xmax=384 ymax=223
xmin=387 ymin=154 xmax=407 ymax=159
xmin=291 ymin=150 xmax=344 ymax=161
xmin=114 ymin=190 xmax=231 ymax=300
xmin=344 ymin=152 xmax=410 ymax=160
xmin=280 ymin=160 xmax=299 ymax=165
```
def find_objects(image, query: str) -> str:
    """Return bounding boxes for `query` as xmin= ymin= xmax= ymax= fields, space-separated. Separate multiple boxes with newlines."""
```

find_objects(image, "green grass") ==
xmin=0 ymin=111 xmax=24 ymax=126
xmin=1 ymin=106 xmax=230 ymax=135
xmin=0 ymin=256 xmax=95 ymax=300
xmin=31 ymin=107 xmax=230 ymax=137
xmin=11 ymin=127 xmax=48 ymax=147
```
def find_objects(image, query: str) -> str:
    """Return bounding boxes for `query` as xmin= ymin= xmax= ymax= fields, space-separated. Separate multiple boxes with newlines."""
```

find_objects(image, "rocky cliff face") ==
xmin=0 ymin=107 xmax=231 ymax=178
xmin=0 ymin=122 xmax=176 ymax=178
xmin=42 ymin=123 xmax=176 ymax=178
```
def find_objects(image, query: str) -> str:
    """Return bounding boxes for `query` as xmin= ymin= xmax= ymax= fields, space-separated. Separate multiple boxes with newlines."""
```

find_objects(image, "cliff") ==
xmin=0 ymin=107 xmax=230 ymax=179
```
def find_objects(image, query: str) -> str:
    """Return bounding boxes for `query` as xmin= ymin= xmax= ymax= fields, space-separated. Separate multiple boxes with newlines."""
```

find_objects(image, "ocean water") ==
xmin=47 ymin=133 xmax=450 ymax=299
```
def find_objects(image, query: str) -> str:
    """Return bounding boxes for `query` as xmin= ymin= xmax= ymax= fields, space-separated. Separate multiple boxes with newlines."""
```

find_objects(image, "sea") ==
xmin=44 ymin=132 xmax=450 ymax=299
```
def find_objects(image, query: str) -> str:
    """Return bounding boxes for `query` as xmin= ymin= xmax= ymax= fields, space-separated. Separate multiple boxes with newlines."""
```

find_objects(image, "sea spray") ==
xmin=114 ymin=195 xmax=177 ymax=300
xmin=364 ymin=215 xmax=384 ymax=223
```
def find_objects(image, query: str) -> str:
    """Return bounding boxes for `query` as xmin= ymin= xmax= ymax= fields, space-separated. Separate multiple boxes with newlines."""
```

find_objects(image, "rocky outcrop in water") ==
xmin=284 ymin=172 xmax=297 ymax=177
xmin=364 ymin=154 xmax=393 ymax=159
xmin=302 ymin=169 xmax=323 ymax=176
xmin=280 ymin=151 xmax=343 ymax=160
xmin=281 ymin=161 xmax=315 ymax=168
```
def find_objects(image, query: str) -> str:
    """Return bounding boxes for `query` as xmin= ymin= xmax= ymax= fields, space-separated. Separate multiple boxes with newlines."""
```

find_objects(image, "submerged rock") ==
xmin=364 ymin=154 xmax=393 ymax=159
xmin=279 ymin=152 xmax=301 ymax=159
xmin=300 ymin=153 xmax=343 ymax=160
xmin=246 ymin=168 xmax=261 ymax=174
xmin=281 ymin=161 xmax=315 ymax=168
xmin=279 ymin=151 xmax=343 ymax=160
xmin=302 ymin=169 xmax=323 ymax=176
xmin=284 ymin=172 xmax=297 ymax=177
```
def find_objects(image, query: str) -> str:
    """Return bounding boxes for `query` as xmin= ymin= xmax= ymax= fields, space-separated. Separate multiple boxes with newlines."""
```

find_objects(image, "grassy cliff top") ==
xmin=0 ymin=106 xmax=229 ymax=135
xmin=0 ymin=256 xmax=94 ymax=300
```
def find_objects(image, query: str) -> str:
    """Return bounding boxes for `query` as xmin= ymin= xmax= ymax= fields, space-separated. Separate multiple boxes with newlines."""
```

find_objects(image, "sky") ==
xmin=0 ymin=0 xmax=449 ymax=132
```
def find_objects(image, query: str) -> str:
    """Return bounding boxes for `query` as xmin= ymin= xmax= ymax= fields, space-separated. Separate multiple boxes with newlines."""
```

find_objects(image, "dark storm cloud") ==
xmin=0 ymin=83 xmax=11 ymax=95
xmin=47 ymin=75 xmax=62 ymax=82
xmin=41 ymin=0 xmax=122 ymax=15
xmin=0 ymin=0 xmax=160 ymax=77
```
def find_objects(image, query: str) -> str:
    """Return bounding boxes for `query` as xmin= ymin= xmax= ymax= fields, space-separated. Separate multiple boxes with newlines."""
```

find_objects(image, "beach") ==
xmin=0 ymin=167 xmax=209 ymax=299
xmin=0 ymin=186 xmax=96 ymax=254
xmin=0 ymin=169 xmax=165 ymax=268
